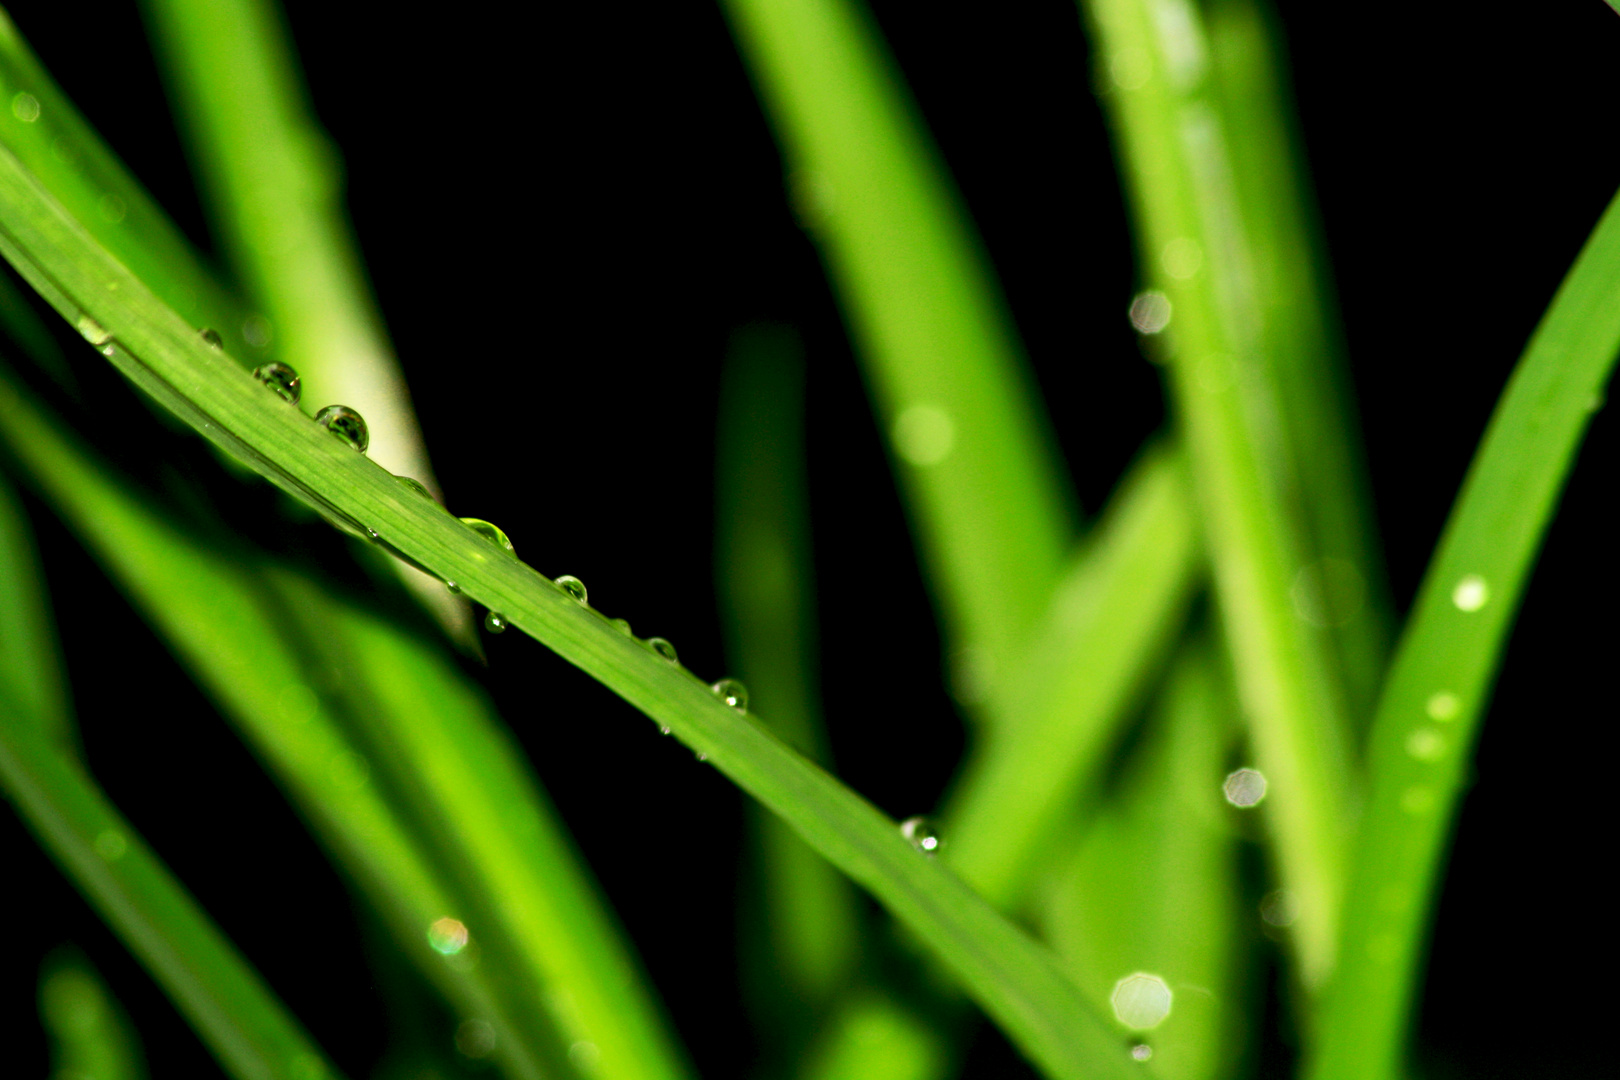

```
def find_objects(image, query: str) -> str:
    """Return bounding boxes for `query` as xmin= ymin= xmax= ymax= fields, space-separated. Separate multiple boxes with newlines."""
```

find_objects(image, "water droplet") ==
xmin=1111 ymin=973 xmax=1173 ymax=1030
xmin=1129 ymin=290 xmax=1172 ymax=334
xmin=200 ymin=327 xmax=224 ymax=349
xmin=611 ymin=618 xmax=633 ymax=634
xmin=1451 ymin=574 xmax=1489 ymax=612
xmin=695 ymin=750 xmax=708 ymax=762
xmin=711 ymin=678 xmax=749 ymax=712
xmin=1405 ymin=727 xmax=1446 ymax=761
xmin=394 ymin=474 xmax=434 ymax=501
xmin=1131 ymin=1044 xmax=1153 ymax=1062
xmin=648 ymin=637 xmax=678 ymax=662
xmin=1426 ymin=691 xmax=1461 ymax=722
xmin=1162 ymin=236 xmax=1203 ymax=279
xmin=98 ymin=193 xmax=127 ymax=223
xmin=427 ymin=917 xmax=469 ymax=956
xmin=455 ymin=1019 xmax=497 ymax=1060
xmin=315 ymin=404 xmax=368 ymax=451
xmin=1223 ymin=767 xmax=1268 ymax=808
xmin=900 ymin=816 xmax=942 ymax=854
xmin=445 ymin=581 xmax=461 ymax=595
xmin=555 ymin=575 xmax=588 ymax=603
xmin=658 ymin=724 xmax=672 ymax=736
xmin=1260 ymin=889 xmax=1298 ymax=927
xmin=242 ymin=314 xmax=273 ymax=348
xmin=12 ymin=92 xmax=41 ymax=122
xmin=459 ymin=518 xmax=515 ymax=556
xmin=365 ymin=527 xmax=380 ymax=542
xmin=484 ymin=610 xmax=508 ymax=634
xmin=253 ymin=362 xmax=302 ymax=405
xmin=76 ymin=313 xmax=111 ymax=346
xmin=892 ymin=404 xmax=956 ymax=466
xmin=93 ymin=830 xmax=127 ymax=860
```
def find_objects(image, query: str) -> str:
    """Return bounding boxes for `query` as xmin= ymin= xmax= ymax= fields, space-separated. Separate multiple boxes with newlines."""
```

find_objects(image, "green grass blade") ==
xmin=943 ymin=441 xmax=1200 ymax=908
xmin=719 ymin=0 xmax=1076 ymax=700
xmin=0 ymin=686 xmax=346 ymax=1080
xmin=1080 ymin=0 xmax=1353 ymax=987
xmin=39 ymin=948 xmax=149 ymax=1080
xmin=1309 ymin=188 xmax=1620 ymax=1080
xmin=0 ymin=468 xmax=68 ymax=744
xmin=1037 ymin=640 xmax=1244 ymax=1080
xmin=1205 ymin=0 xmax=1391 ymax=722
xmin=801 ymin=994 xmax=949 ymax=1080
xmin=0 ymin=138 xmax=1135 ymax=1080
xmin=716 ymin=325 xmax=860 ymax=1031
xmin=0 ymin=10 xmax=253 ymax=353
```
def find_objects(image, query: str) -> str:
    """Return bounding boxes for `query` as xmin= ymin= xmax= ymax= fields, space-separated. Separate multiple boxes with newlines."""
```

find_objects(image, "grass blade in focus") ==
xmin=1309 ymin=187 xmax=1620 ymax=1080
xmin=0 ymin=136 xmax=1135 ymax=1080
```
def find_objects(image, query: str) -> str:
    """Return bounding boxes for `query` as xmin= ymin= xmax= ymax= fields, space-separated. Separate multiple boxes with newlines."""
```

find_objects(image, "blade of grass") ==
xmin=1205 ymin=0 xmax=1391 ymax=723
xmin=1080 ymin=0 xmax=1353 ymax=987
xmin=39 ymin=948 xmax=149 ymax=1080
xmin=943 ymin=440 xmax=1200 ymax=909
xmin=0 ymin=136 xmax=1138 ymax=1080
xmin=800 ymin=993 xmax=949 ymax=1080
xmin=0 ymin=686 xmax=346 ymax=1080
xmin=1037 ymin=639 xmax=1245 ymax=1080
xmin=718 ymin=0 xmax=1076 ymax=704
xmin=0 ymin=469 xmax=68 ymax=744
xmin=1309 ymin=187 xmax=1620 ymax=1080
xmin=716 ymin=324 xmax=860 ymax=1047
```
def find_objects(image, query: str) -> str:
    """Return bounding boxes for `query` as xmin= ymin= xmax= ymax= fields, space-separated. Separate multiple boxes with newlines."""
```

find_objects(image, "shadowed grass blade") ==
xmin=0 ymin=469 xmax=68 ymax=744
xmin=1079 ymin=0 xmax=1353 ymax=987
xmin=1309 ymin=187 xmax=1620 ymax=1080
xmin=0 ymin=133 xmax=1135 ymax=1080
xmin=38 ymin=949 xmax=149 ymax=1080
xmin=719 ymin=0 xmax=1076 ymax=705
xmin=0 ymin=686 xmax=346 ymax=1080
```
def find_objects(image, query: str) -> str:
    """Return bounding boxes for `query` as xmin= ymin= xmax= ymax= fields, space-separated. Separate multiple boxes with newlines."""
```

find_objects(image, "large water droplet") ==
xmin=1131 ymin=1044 xmax=1153 ymax=1063
xmin=485 ymin=610 xmax=508 ymax=634
xmin=200 ymin=327 xmax=224 ymax=350
xmin=254 ymin=362 xmax=302 ymax=405
xmin=1451 ymin=574 xmax=1489 ymax=612
xmin=1223 ymin=767 xmax=1268 ymax=808
xmin=1111 ymin=973 xmax=1173 ymax=1030
xmin=445 ymin=580 xmax=461 ymax=595
xmin=395 ymin=474 xmax=434 ymax=501
xmin=610 ymin=618 xmax=632 ymax=634
xmin=711 ymin=678 xmax=748 ymax=712
xmin=313 ymin=404 xmax=367 ymax=450
xmin=460 ymin=518 xmax=515 ymax=556
xmin=900 ymin=816 xmax=942 ymax=854
xmin=648 ymin=637 xmax=678 ymax=662
xmin=555 ymin=575 xmax=588 ymax=603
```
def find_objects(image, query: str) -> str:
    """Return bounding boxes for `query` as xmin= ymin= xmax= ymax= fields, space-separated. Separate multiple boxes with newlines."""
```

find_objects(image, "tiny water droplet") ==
xmin=900 ymin=815 xmax=942 ymax=854
xmin=1129 ymin=290 xmax=1172 ymax=334
xmin=93 ymin=830 xmax=127 ymax=860
xmin=242 ymin=314 xmax=273 ymax=348
xmin=648 ymin=637 xmax=678 ymax=662
xmin=254 ymin=362 xmax=303 ymax=405
xmin=1131 ymin=1044 xmax=1153 ymax=1063
xmin=1426 ymin=691 xmax=1461 ymax=721
xmin=555 ymin=575 xmax=588 ymax=603
xmin=394 ymin=474 xmax=434 ymax=501
xmin=200 ymin=327 xmax=224 ymax=349
xmin=459 ymin=517 xmax=515 ymax=556
xmin=445 ymin=581 xmax=462 ymax=594
xmin=315 ymin=404 xmax=368 ymax=451
xmin=1223 ymin=767 xmax=1268 ymax=807
xmin=76 ymin=313 xmax=111 ymax=346
xmin=1260 ymin=889 xmax=1298 ymax=927
xmin=485 ymin=610 xmax=508 ymax=634
xmin=365 ymin=527 xmax=380 ymax=541
xmin=1405 ymin=727 xmax=1446 ymax=761
xmin=711 ymin=678 xmax=748 ymax=712
xmin=695 ymin=750 xmax=708 ymax=762
xmin=1451 ymin=574 xmax=1489 ymax=612
xmin=12 ymin=91 xmax=41 ymax=123
xmin=658 ymin=725 xmax=672 ymax=736
xmin=610 ymin=618 xmax=633 ymax=634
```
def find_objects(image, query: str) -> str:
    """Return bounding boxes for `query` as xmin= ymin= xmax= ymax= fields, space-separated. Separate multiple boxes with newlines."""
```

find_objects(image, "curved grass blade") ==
xmin=39 ymin=948 xmax=149 ymax=1080
xmin=1079 ymin=0 xmax=1353 ymax=987
xmin=0 ymin=686 xmax=346 ymax=1080
xmin=719 ymin=0 xmax=1077 ymax=706
xmin=1309 ymin=187 xmax=1620 ymax=1080
xmin=0 ymin=136 xmax=1135 ymax=1080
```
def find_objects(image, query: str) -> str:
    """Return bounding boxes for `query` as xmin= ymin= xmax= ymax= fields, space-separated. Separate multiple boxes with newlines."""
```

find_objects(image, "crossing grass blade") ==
xmin=718 ymin=0 xmax=1077 ymax=707
xmin=1309 ymin=187 xmax=1620 ymax=1080
xmin=38 ymin=949 xmax=149 ymax=1080
xmin=1079 ymin=0 xmax=1354 ymax=988
xmin=0 ymin=120 xmax=1136 ymax=1080
xmin=0 ymin=686 xmax=346 ymax=1080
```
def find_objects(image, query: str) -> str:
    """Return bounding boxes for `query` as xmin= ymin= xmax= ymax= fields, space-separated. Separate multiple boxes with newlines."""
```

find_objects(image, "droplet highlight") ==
xmin=427 ymin=916 xmax=469 ymax=956
xmin=892 ymin=404 xmax=956 ymax=466
xmin=1111 ymin=973 xmax=1173 ymax=1030
xmin=900 ymin=816 xmax=942 ymax=854
xmin=1426 ymin=691 xmax=1461 ymax=722
xmin=484 ymin=611 xmax=508 ymax=634
xmin=1405 ymin=727 xmax=1446 ymax=762
xmin=1451 ymin=574 xmax=1490 ymax=612
xmin=648 ymin=637 xmax=678 ymax=662
xmin=459 ymin=518 xmax=515 ymax=556
xmin=555 ymin=575 xmax=588 ymax=603
xmin=200 ymin=327 xmax=224 ymax=350
xmin=711 ymin=678 xmax=749 ymax=712
xmin=254 ymin=362 xmax=303 ymax=405
xmin=1129 ymin=290 xmax=1172 ymax=334
xmin=1131 ymin=1044 xmax=1153 ymax=1062
xmin=1223 ymin=767 xmax=1268 ymax=808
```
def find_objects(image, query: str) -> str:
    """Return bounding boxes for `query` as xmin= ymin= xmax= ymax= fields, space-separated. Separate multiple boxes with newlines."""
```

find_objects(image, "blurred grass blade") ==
xmin=1205 ymin=0 xmax=1391 ymax=722
xmin=1037 ymin=639 xmax=1245 ymax=1080
xmin=0 ymin=141 xmax=1135 ymax=1080
xmin=801 ymin=994 xmax=949 ymax=1080
xmin=0 ymin=686 xmax=346 ymax=1080
xmin=716 ymin=325 xmax=860 ymax=1042
xmin=0 ymin=373 xmax=690 ymax=1080
xmin=943 ymin=441 xmax=1200 ymax=908
xmin=0 ymin=10 xmax=253 ymax=354
xmin=719 ymin=0 xmax=1076 ymax=702
xmin=39 ymin=948 xmax=149 ymax=1080
xmin=0 ymin=469 xmax=68 ymax=744
xmin=1310 ymin=188 xmax=1620 ymax=1080
xmin=1080 ymin=0 xmax=1353 ymax=987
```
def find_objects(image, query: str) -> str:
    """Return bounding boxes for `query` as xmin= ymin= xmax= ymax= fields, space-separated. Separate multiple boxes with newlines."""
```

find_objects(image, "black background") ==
xmin=0 ymin=0 xmax=1614 ymax=1077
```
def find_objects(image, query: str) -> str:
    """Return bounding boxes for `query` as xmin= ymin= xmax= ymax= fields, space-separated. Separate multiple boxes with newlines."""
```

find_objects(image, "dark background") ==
xmin=0 ymin=0 xmax=1614 ymax=1077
